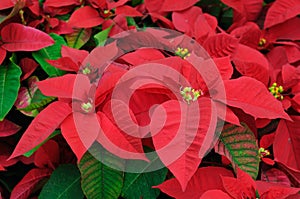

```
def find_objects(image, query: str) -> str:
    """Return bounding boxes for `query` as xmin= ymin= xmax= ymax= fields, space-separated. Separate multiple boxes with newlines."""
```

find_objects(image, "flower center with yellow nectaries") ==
xmin=175 ymin=47 xmax=191 ymax=59
xmin=258 ymin=147 xmax=270 ymax=158
xmin=269 ymin=83 xmax=284 ymax=100
xmin=82 ymin=67 xmax=91 ymax=75
xmin=258 ymin=38 xmax=267 ymax=47
xmin=180 ymin=86 xmax=203 ymax=104
xmin=81 ymin=101 xmax=93 ymax=113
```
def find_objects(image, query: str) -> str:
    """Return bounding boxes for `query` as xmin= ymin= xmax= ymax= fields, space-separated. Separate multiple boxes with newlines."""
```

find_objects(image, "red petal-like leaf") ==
xmin=221 ymin=168 xmax=256 ymax=199
xmin=46 ymin=57 xmax=79 ymax=72
xmin=154 ymin=167 xmax=234 ymax=199
xmin=34 ymin=140 xmax=59 ymax=170
xmin=36 ymin=74 xmax=77 ymax=99
xmin=0 ymin=119 xmax=21 ymax=137
xmin=9 ymin=101 xmax=71 ymax=159
xmin=172 ymin=6 xmax=202 ymax=35
xmin=1 ymin=23 xmax=54 ymax=52
xmin=120 ymin=49 xmax=165 ymax=66
xmin=214 ymin=77 xmax=290 ymax=120
xmin=0 ymin=47 xmax=6 ymax=65
xmin=203 ymin=33 xmax=239 ymax=58
xmin=259 ymin=183 xmax=300 ymax=199
xmin=61 ymin=114 xmax=88 ymax=161
xmin=106 ymin=0 xmax=128 ymax=10
xmin=200 ymin=190 xmax=232 ymax=199
xmin=261 ymin=168 xmax=291 ymax=186
xmin=151 ymin=98 xmax=217 ymax=190
xmin=221 ymin=0 xmax=263 ymax=21
xmin=44 ymin=0 xmax=80 ymax=7
xmin=213 ymin=56 xmax=233 ymax=80
xmin=115 ymin=5 xmax=143 ymax=17
xmin=10 ymin=168 xmax=52 ymax=199
xmin=61 ymin=46 xmax=88 ymax=66
xmin=233 ymin=44 xmax=269 ymax=86
xmin=19 ymin=58 xmax=39 ymax=81
xmin=274 ymin=116 xmax=300 ymax=171
xmin=0 ymin=0 xmax=14 ymax=10
xmin=161 ymin=0 xmax=199 ymax=12
xmin=264 ymin=0 xmax=300 ymax=29
xmin=96 ymin=110 xmax=147 ymax=161
xmin=68 ymin=6 xmax=104 ymax=28
xmin=260 ymin=133 xmax=275 ymax=149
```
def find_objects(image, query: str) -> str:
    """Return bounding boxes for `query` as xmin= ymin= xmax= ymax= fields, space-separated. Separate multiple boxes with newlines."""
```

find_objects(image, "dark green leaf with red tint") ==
xmin=215 ymin=123 xmax=260 ymax=178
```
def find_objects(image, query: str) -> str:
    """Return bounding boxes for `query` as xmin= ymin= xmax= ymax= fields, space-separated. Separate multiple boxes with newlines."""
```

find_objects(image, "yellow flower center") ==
xmin=258 ymin=38 xmax=267 ymax=47
xmin=175 ymin=47 xmax=191 ymax=59
xmin=258 ymin=147 xmax=270 ymax=158
xmin=269 ymin=82 xmax=284 ymax=100
xmin=81 ymin=102 xmax=93 ymax=113
xmin=82 ymin=67 xmax=91 ymax=75
xmin=180 ymin=86 xmax=203 ymax=104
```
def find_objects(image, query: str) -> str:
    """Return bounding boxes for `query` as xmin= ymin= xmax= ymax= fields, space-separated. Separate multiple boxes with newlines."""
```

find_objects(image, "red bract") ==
xmin=154 ymin=166 xmax=234 ymax=198
xmin=9 ymin=101 xmax=72 ymax=159
xmin=274 ymin=116 xmax=300 ymax=171
xmin=221 ymin=0 xmax=263 ymax=21
xmin=264 ymin=0 xmax=300 ymax=29
xmin=10 ymin=168 xmax=53 ymax=199
xmin=67 ymin=6 xmax=104 ymax=28
xmin=0 ymin=120 xmax=20 ymax=137
xmin=0 ymin=21 xmax=56 ymax=62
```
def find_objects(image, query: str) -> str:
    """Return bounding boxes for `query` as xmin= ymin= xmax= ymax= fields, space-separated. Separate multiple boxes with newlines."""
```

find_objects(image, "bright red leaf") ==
xmin=0 ymin=0 xmax=14 ymax=10
xmin=36 ymin=74 xmax=77 ymax=99
xmin=154 ymin=166 xmax=234 ymax=199
xmin=214 ymin=77 xmax=291 ymax=120
xmin=9 ymin=101 xmax=72 ymax=159
xmin=264 ymin=0 xmax=300 ymax=29
xmin=68 ymin=6 xmax=104 ymax=28
xmin=274 ymin=116 xmax=300 ymax=171
xmin=233 ymin=44 xmax=270 ymax=86
xmin=256 ymin=181 xmax=300 ymax=199
xmin=115 ymin=5 xmax=143 ymax=17
xmin=203 ymin=33 xmax=239 ymax=58
xmin=151 ymin=98 xmax=217 ymax=191
xmin=221 ymin=0 xmax=263 ymax=21
xmin=200 ymin=190 xmax=232 ymax=199
xmin=221 ymin=168 xmax=257 ymax=199
xmin=44 ymin=0 xmax=80 ymax=7
xmin=1 ymin=23 xmax=54 ymax=52
xmin=60 ymin=114 xmax=88 ymax=161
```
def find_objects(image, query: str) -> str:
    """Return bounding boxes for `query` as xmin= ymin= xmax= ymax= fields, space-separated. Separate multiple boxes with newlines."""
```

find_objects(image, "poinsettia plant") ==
xmin=0 ymin=0 xmax=300 ymax=198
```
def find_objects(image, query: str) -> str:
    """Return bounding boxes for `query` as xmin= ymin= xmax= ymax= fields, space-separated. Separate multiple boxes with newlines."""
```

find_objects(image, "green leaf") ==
xmin=23 ymin=130 xmax=60 ymax=157
xmin=32 ymin=33 xmax=66 ymax=77
xmin=132 ymin=0 xmax=144 ymax=6
xmin=39 ymin=164 xmax=84 ymax=199
xmin=94 ymin=25 xmax=112 ymax=46
xmin=126 ymin=17 xmax=138 ymax=27
xmin=78 ymin=143 xmax=124 ymax=199
xmin=121 ymin=148 xmax=168 ymax=199
xmin=215 ymin=123 xmax=260 ymax=179
xmin=66 ymin=28 xmax=92 ymax=49
xmin=19 ymin=89 xmax=56 ymax=112
xmin=0 ymin=57 xmax=22 ymax=121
